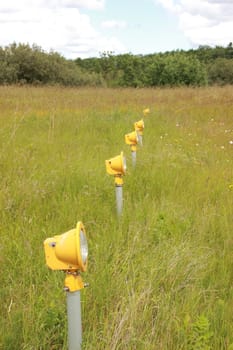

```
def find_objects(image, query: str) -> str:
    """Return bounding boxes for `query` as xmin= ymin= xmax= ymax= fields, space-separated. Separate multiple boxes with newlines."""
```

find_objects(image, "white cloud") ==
xmin=156 ymin=0 xmax=177 ymax=11
xmin=0 ymin=0 xmax=126 ymax=58
xmin=66 ymin=0 xmax=105 ymax=10
xmin=0 ymin=0 xmax=105 ymax=11
xmin=155 ymin=0 xmax=233 ymax=47
xmin=39 ymin=0 xmax=106 ymax=10
xmin=101 ymin=20 xmax=127 ymax=29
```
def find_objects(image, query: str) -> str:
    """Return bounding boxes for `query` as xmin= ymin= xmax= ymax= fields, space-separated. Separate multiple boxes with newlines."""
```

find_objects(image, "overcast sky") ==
xmin=0 ymin=0 xmax=232 ymax=59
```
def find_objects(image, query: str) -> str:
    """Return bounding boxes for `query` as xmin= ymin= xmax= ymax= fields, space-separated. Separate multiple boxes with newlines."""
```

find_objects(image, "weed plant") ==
xmin=0 ymin=86 xmax=233 ymax=349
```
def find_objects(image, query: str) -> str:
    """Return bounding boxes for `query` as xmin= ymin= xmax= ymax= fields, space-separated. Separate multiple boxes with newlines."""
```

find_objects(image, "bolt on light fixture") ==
xmin=105 ymin=151 xmax=127 ymax=216
xmin=44 ymin=221 xmax=88 ymax=350
xmin=125 ymin=130 xmax=139 ymax=167
xmin=134 ymin=119 xmax=144 ymax=146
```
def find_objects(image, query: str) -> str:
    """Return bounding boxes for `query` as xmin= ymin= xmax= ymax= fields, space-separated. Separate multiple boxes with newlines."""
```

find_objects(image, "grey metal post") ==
xmin=131 ymin=151 xmax=136 ymax=167
xmin=115 ymin=185 xmax=123 ymax=216
xmin=138 ymin=134 xmax=143 ymax=146
xmin=66 ymin=291 xmax=82 ymax=350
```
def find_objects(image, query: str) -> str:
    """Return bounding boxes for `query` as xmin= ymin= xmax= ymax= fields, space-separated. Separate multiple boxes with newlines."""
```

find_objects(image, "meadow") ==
xmin=0 ymin=85 xmax=233 ymax=350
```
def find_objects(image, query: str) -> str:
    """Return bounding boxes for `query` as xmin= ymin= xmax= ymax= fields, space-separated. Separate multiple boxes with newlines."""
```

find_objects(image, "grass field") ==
xmin=0 ymin=85 xmax=233 ymax=349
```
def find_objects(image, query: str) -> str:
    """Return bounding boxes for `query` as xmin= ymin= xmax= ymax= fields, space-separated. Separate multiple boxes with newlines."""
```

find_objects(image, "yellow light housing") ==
xmin=105 ymin=151 xmax=127 ymax=176
xmin=134 ymin=119 xmax=144 ymax=133
xmin=143 ymin=108 xmax=150 ymax=116
xmin=44 ymin=221 xmax=88 ymax=272
xmin=125 ymin=130 xmax=139 ymax=146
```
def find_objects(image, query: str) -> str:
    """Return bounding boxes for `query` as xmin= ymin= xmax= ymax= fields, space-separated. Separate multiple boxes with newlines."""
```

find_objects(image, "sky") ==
xmin=0 ymin=0 xmax=232 ymax=59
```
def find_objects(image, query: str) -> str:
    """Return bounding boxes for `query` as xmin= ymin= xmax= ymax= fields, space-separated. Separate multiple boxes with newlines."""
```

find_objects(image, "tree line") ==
xmin=0 ymin=42 xmax=233 ymax=87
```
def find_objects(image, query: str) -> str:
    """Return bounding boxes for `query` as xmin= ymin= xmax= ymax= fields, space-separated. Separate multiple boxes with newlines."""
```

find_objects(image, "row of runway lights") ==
xmin=43 ymin=108 xmax=150 ymax=350
xmin=105 ymin=107 xmax=150 ymax=216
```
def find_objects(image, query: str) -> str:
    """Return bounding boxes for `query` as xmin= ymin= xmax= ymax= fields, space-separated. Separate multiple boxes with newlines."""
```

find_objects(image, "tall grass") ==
xmin=0 ymin=85 xmax=233 ymax=349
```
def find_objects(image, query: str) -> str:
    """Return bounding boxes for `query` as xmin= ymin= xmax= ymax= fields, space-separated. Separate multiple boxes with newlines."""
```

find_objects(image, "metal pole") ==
xmin=66 ymin=290 xmax=82 ymax=350
xmin=115 ymin=185 xmax=123 ymax=216
xmin=131 ymin=151 xmax=136 ymax=167
xmin=138 ymin=134 xmax=143 ymax=146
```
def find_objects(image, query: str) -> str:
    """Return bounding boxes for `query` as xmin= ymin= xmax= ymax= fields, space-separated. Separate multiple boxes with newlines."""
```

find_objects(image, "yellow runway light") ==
xmin=125 ymin=130 xmax=139 ymax=147
xmin=44 ymin=221 xmax=88 ymax=348
xmin=105 ymin=151 xmax=127 ymax=176
xmin=105 ymin=151 xmax=127 ymax=216
xmin=134 ymin=119 xmax=144 ymax=135
xmin=143 ymin=108 xmax=150 ymax=117
xmin=44 ymin=221 xmax=88 ymax=272
xmin=125 ymin=130 xmax=139 ymax=167
xmin=134 ymin=120 xmax=144 ymax=146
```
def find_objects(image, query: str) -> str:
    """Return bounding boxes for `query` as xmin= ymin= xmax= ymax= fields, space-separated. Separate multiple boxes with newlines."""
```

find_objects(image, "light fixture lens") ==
xmin=80 ymin=229 xmax=88 ymax=265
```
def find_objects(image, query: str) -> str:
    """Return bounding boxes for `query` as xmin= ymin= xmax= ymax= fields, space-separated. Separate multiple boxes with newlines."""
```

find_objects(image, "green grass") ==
xmin=0 ymin=85 xmax=233 ymax=349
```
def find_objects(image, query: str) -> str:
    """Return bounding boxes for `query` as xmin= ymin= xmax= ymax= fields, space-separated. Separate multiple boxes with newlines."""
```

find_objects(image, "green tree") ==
xmin=149 ymin=53 xmax=207 ymax=86
xmin=208 ymin=58 xmax=233 ymax=85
